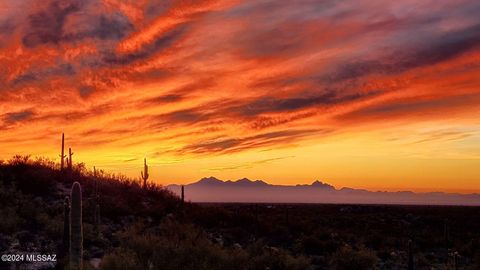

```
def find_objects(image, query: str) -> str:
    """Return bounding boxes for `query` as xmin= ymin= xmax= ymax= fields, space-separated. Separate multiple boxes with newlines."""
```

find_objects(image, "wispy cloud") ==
xmin=2 ymin=109 xmax=34 ymax=124
xmin=0 ymin=0 xmax=479 ymax=188
xmin=206 ymin=156 xmax=295 ymax=172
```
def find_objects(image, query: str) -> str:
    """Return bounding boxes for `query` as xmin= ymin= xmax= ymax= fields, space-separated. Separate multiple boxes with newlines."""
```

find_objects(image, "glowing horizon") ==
xmin=1 ymin=0 xmax=480 ymax=193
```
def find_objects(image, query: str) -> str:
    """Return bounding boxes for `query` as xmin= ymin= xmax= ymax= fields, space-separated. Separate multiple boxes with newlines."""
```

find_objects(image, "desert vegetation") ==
xmin=0 ymin=155 xmax=479 ymax=269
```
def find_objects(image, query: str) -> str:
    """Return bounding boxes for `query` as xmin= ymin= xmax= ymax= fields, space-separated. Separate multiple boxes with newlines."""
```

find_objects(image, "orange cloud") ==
xmin=1 ymin=0 xmax=480 ymax=192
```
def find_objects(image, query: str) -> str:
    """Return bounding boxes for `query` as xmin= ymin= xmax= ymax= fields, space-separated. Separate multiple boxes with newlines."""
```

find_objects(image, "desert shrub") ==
xmin=1 ymin=159 xmax=57 ymax=196
xmin=245 ymin=240 xmax=313 ymax=270
xmin=32 ymin=156 xmax=57 ymax=169
xmin=110 ymin=219 xmax=248 ymax=270
xmin=300 ymin=233 xmax=340 ymax=256
xmin=0 ymin=206 xmax=23 ymax=234
xmin=39 ymin=212 xmax=63 ymax=241
xmin=330 ymin=246 xmax=377 ymax=270
xmin=247 ymin=246 xmax=312 ymax=270
xmin=100 ymin=218 xmax=312 ymax=270
xmin=100 ymin=249 xmax=139 ymax=270
xmin=8 ymin=155 xmax=32 ymax=165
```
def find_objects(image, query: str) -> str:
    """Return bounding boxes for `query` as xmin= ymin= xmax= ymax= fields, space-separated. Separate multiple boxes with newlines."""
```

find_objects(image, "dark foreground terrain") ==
xmin=0 ymin=155 xmax=479 ymax=269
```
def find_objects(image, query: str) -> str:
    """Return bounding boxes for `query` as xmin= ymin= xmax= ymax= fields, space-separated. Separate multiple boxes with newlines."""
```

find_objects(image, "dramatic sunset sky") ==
xmin=1 ymin=0 xmax=480 ymax=192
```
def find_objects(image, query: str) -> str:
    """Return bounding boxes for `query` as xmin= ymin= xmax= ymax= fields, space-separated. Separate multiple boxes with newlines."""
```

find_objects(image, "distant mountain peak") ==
xmin=311 ymin=180 xmax=335 ymax=190
xmin=192 ymin=177 xmax=269 ymax=187
xmin=197 ymin=176 xmax=223 ymax=184
xmin=235 ymin=178 xmax=268 ymax=186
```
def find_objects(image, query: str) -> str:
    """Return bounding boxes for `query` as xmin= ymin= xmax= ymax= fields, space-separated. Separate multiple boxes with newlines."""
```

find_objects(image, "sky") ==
xmin=1 ymin=0 xmax=480 ymax=193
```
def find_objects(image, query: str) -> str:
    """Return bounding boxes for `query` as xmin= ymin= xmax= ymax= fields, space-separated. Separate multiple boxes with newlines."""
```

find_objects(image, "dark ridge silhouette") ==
xmin=0 ymin=155 xmax=315 ymax=269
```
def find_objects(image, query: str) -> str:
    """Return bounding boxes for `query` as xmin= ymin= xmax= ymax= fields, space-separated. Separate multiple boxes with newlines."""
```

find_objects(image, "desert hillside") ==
xmin=1 ymin=155 xmax=480 ymax=270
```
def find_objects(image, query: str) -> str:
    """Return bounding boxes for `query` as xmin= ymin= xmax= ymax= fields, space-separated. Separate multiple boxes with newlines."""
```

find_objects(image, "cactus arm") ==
xmin=60 ymin=133 xmax=65 ymax=170
xmin=68 ymin=148 xmax=74 ymax=170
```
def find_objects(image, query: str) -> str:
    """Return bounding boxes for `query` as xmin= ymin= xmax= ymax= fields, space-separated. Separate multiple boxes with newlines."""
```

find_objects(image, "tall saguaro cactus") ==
xmin=70 ymin=182 xmax=83 ymax=270
xmin=63 ymin=197 xmax=70 ymax=251
xmin=60 ymin=133 xmax=66 ymax=170
xmin=141 ymin=158 xmax=149 ymax=188
xmin=68 ymin=148 xmax=74 ymax=171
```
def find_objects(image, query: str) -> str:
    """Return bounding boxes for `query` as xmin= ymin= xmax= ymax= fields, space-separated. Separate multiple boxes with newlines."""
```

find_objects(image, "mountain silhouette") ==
xmin=193 ymin=177 xmax=269 ymax=187
xmin=195 ymin=176 xmax=224 ymax=185
xmin=168 ymin=178 xmax=480 ymax=205
xmin=297 ymin=180 xmax=335 ymax=189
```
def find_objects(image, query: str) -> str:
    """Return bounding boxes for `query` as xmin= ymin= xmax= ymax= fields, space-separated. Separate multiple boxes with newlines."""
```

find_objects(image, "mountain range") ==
xmin=167 ymin=177 xmax=480 ymax=206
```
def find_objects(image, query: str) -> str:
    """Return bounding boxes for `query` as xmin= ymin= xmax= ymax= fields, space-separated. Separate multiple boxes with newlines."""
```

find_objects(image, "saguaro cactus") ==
xmin=181 ymin=185 xmax=185 ymax=203
xmin=141 ymin=158 xmax=149 ymax=188
xmin=63 ymin=196 xmax=70 ymax=251
xmin=68 ymin=148 xmax=74 ymax=171
xmin=60 ymin=133 xmax=66 ymax=170
xmin=70 ymin=182 xmax=83 ymax=270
